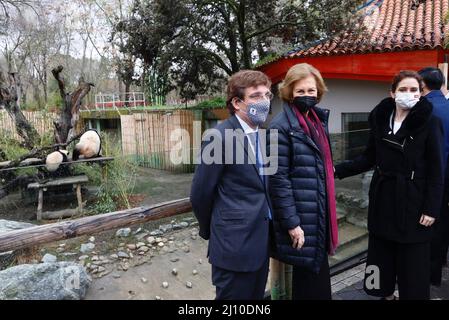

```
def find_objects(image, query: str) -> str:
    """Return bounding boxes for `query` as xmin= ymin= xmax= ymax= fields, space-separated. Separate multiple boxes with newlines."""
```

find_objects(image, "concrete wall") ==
xmin=267 ymin=79 xmax=391 ymax=134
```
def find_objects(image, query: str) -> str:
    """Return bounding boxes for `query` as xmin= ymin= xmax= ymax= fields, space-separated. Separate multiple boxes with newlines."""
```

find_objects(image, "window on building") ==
xmin=341 ymin=112 xmax=370 ymax=160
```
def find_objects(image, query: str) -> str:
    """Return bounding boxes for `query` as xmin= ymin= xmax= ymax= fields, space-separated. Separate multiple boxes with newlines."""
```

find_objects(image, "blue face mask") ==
xmin=242 ymin=100 xmax=271 ymax=126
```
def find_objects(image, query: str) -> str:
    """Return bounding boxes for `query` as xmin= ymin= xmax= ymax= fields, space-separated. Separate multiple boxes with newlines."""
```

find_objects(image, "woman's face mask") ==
xmin=292 ymin=96 xmax=318 ymax=113
xmin=394 ymin=92 xmax=420 ymax=110
xmin=392 ymin=77 xmax=421 ymax=110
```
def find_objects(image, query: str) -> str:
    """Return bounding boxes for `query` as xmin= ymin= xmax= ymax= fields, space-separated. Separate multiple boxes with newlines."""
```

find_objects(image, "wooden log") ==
xmin=41 ymin=208 xmax=79 ymax=220
xmin=0 ymin=198 xmax=192 ymax=253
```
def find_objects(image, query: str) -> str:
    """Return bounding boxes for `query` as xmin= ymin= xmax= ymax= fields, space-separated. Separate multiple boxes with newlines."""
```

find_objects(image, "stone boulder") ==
xmin=0 ymin=262 xmax=91 ymax=300
xmin=0 ymin=220 xmax=36 ymax=270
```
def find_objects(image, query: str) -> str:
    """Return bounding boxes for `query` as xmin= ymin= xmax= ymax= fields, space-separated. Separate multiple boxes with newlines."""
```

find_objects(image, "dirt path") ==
xmin=85 ymin=227 xmax=214 ymax=300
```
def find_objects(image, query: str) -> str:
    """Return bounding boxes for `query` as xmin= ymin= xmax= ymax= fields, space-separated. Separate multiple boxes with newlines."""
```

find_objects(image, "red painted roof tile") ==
xmin=288 ymin=0 xmax=449 ymax=59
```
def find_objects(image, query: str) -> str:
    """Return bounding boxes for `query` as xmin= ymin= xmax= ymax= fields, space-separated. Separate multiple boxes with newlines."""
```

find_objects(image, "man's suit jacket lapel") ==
xmin=228 ymin=115 xmax=264 ymax=186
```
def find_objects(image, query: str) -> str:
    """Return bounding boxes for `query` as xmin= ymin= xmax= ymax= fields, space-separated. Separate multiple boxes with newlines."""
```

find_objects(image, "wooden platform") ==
xmin=27 ymin=175 xmax=89 ymax=221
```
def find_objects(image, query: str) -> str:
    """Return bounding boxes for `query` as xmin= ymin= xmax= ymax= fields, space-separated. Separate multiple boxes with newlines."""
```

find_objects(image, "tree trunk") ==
xmin=0 ymin=70 xmax=40 ymax=149
xmin=52 ymin=65 xmax=94 ymax=144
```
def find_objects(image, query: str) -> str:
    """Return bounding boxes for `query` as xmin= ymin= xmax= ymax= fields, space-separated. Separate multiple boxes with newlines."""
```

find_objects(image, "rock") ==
xmin=149 ymin=230 xmax=164 ymax=236
xmin=191 ymin=235 xmax=197 ymax=240
xmin=191 ymin=230 xmax=199 ymax=237
xmin=119 ymin=263 xmax=129 ymax=272
xmin=91 ymin=256 xmax=99 ymax=262
xmin=158 ymin=242 xmax=165 ymax=247
xmin=192 ymin=269 xmax=198 ymax=275
xmin=62 ymin=253 xmax=77 ymax=257
xmin=117 ymin=252 xmax=130 ymax=259
xmin=127 ymin=244 xmax=137 ymax=250
xmin=182 ymin=217 xmax=195 ymax=222
xmin=147 ymin=236 xmax=156 ymax=245
xmin=161 ymin=247 xmax=170 ymax=254
xmin=80 ymin=243 xmax=95 ymax=254
xmin=138 ymin=246 xmax=150 ymax=253
xmin=190 ymin=222 xmax=199 ymax=227
xmin=183 ymin=247 xmax=190 ymax=253
xmin=173 ymin=222 xmax=189 ymax=230
xmin=136 ymin=242 xmax=146 ymax=249
xmin=159 ymin=224 xmax=173 ymax=233
xmin=155 ymin=295 xmax=162 ymax=300
xmin=41 ymin=254 xmax=57 ymax=264
xmin=170 ymin=258 xmax=180 ymax=263
xmin=89 ymin=237 xmax=95 ymax=243
xmin=133 ymin=228 xmax=143 ymax=235
xmin=162 ymin=281 xmax=169 ymax=289
xmin=171 ymin=268 xmax=178 ymax=276
xmin=112 ymin=274 xmax=121 ymax=279
xmin=186 ymin=281 xmax=193 ymax=289
xmin=141 ymin=277 xmax=148 ymax=284
xmin=155 ymin=237 xmax=163 ymax=243
xmin=0 ymin=220 xmax=35 ymax=270
xmin=0 ymin=262 xmax=91 ymax=300
xmin=109 ymin=254 xmax=119 ymax=260
xmin=115 ymin=228 xmax=131 ymax=238
xmin=79 ymin=255 xmax=89 ymax=261
xmin=359 ymin=200 xmax=369 ymax=209
xmin=136 ymin=232 xmax=149 ymax=241
xmin=97 ymin=266 xmax=106 ymax=273
xmin=198 ymin=259 xmax=203 ymax=264
xmin=56 ymin=247 xmax=65 ymax=253
xmin=58 ymin=243 xmax=66 ymax=248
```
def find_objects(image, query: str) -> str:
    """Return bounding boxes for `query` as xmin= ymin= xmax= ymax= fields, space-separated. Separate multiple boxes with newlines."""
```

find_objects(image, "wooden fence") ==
xmin=121 ymin=110 xmax=196 ymax=172
xmin=0 ymin=110 xmax=57 ymax=141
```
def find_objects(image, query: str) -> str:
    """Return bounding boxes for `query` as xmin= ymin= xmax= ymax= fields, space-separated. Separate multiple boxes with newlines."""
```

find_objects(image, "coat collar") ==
xmin=374 ymin=97 xmax=433 ymax=137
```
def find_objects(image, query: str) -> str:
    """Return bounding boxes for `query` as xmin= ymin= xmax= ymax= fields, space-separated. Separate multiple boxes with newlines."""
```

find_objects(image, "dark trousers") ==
xmin=212 ymin=259 xmax=270 ymax=300
xmin=364 ymin=234 xmax=430 ymax=300
xmin=291 ymin=257 xmax=332 ymax=300
xmin=430 ymin=185 xmax=449 ymax=286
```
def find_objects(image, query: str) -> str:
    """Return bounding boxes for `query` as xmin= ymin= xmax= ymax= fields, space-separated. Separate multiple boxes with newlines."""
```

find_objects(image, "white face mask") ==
xmin=395 ymin=92 xmax=420 ymax=110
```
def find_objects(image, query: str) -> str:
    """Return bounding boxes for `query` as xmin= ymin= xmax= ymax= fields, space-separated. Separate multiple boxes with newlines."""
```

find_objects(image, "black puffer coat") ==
xmin=268 ymin=103 xmax=331 ymax=274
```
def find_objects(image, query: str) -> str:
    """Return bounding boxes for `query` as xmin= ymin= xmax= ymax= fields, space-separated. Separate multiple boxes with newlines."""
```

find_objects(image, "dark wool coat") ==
xmin=335 ymin=97 xmax=444 ymax=243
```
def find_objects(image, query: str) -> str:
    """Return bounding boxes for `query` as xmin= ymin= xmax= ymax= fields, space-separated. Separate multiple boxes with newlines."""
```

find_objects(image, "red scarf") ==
xmin=292 ymin=106 xmax=339 ymax=255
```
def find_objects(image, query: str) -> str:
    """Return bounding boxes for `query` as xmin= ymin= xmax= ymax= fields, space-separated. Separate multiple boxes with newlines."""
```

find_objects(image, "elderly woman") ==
xmin=268 ymin=63 xmax=338 ymax=300
xmin=335 ymin=70 xmax=444 ymax=300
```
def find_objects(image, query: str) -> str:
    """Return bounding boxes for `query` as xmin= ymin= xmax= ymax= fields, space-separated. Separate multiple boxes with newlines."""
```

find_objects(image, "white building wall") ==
xmin=267 ymin=79 xmax=391 ymax=134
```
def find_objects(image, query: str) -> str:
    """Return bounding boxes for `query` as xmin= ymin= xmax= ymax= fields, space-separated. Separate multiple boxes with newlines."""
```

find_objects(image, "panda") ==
xmin=72 ymin=130 xmax=102 ymax=161
xmin=45 ymin=150 xmax=68 ymax=172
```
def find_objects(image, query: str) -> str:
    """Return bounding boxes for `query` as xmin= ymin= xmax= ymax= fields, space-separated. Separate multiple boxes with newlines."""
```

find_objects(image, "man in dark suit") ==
xmin=418 ymin=67 xmax=449 ymax=286
xmin=190 ymin=70 xmax=274 ymax=300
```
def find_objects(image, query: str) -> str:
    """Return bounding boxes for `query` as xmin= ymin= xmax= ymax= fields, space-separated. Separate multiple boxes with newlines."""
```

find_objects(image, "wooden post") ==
xmin=284 ymin=264 xmax=293 ymax=300
xmin=75 ymin=184 xmax=83 ymax=214
xmin=270 ymin=258 xmax=284 ymax=300
xmin=37 ymin=188 xmax=43 ymax=221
